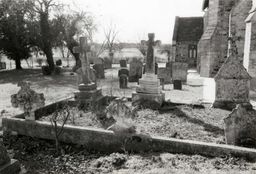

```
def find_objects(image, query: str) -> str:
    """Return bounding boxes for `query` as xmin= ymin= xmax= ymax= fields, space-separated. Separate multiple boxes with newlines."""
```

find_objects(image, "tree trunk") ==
xmin=67 ymin=43 xmax=81 ymax=72
xmin=44 ymin=47 xmax=55 ymax=72
xmin=15 ymin=59 xmax=22 ymax=70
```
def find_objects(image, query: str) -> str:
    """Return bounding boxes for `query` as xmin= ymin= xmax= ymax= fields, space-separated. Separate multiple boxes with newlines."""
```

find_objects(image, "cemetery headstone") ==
xmin=0 ymin=144 xmax=20 ymax=174
xmin=157 ymin=67 xmax=172 ymax=85
xmin=73 ymin=37 xmax=102 ymax=102
xmin=172 ymin=62 xmax=188 ymax=82
xmin=165 ymin=62 xmax=172 ymax=83
xmin=213 ymin=35 xmax=252 ymax=110
xmin=224 ymin=105 xmax=256 ymax=148
xmin=132 ymin=33 xmax=165 ymax=109
xmin=11 ymin=81 xmax=45 ymax=120
xmin=120 ymin=59 xmax=127 ymax=68
xmin=129 ymin=58 xmax=143 ymax=82
xmin=93 ymin=58 xmax=105 ymax=79
xmin=118 ymin=68 xmax=129 ymax=89
xmin=104 ymin=57 xmax=112 ymax=69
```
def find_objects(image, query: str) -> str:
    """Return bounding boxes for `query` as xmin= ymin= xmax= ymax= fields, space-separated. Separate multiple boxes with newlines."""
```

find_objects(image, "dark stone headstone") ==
xmin=56 ymin=59 xmax=62 ymax=66
xmin=104 ymin=57 xmax=112 ymax=69
xmin=119 ymin=68 xmax=129 ymax=89
xmin=93 ymin=64 xmax=105 ymax=79
xmin=119 ymin=75 xmax=128 ymax=89
xmin=173 ymin=80 xmax=182 ymax=90
xmin=120 ymin=60 xmax=127 ymax=68
xmin=129 ymin=58 xmax=143 ymax=82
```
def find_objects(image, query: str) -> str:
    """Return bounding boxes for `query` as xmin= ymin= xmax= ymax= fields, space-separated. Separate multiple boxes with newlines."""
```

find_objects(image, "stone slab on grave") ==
xmin=172 ymin=62 xmax=188 ymax=82
xmin=0 ymin=144 xmax=20 ymax=174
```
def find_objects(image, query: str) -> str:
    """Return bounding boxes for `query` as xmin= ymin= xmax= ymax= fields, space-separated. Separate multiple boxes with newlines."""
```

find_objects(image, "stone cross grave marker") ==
xmin=141 ymin=34 xmax=161 ymax=74
xmin=73 ymin=37 xmax=96 ymax=91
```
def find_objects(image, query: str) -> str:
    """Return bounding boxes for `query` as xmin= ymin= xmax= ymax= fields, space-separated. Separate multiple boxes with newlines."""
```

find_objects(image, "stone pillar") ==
xmin=132 ymin=33 xmax=165 ymax=109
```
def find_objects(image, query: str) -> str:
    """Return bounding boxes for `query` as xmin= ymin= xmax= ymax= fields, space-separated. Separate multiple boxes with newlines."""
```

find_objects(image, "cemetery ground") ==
xmin=1 ymin=65 xmax=256 ymax=173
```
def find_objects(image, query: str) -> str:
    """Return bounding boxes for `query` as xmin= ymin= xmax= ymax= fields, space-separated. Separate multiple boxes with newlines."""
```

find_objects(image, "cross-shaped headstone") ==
xmin=141 ymin=33 xmax=161 ymax=74
xmin=73 ymin=37 xmax=94 ymax=85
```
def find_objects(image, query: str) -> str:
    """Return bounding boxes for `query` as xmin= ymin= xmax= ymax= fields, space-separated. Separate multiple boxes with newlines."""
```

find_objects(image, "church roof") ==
xmin=172 ymin=16 xmax=204 ymax=44
xmin=215 ymin=53 xmax=251 ymax=79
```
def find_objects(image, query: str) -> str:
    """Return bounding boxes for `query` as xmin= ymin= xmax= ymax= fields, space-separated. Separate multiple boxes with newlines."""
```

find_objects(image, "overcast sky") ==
xmin=60 ymin=0 xmax=204 ymax=44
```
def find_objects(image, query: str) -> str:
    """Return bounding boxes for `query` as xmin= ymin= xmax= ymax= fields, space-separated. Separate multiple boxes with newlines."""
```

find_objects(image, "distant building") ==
xmin=172 ymin=16 xmax=204 ymax=68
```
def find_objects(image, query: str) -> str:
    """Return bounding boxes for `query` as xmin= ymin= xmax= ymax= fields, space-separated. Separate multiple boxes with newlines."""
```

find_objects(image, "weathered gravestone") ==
xmin=132 ymin=33 xmax=165 ymax=109
xmin=0 ymin=144 xmax=20 ymax=174
xmin=11 ymin=81 xmax=45 ymax=120
xmin=118 ymin=68 xmax=129 ymax=89
xmin=172 ymin=62 xmax=188 ymax=82
xmin=129 ymin=58 xmax=143 ymax=82
xmin=173 ymin=80 xmax=182 ymax=90
xmin=213 ymin=35 xmax=252 ymax=110
xmin=0 ymin=62 xmax=6 ymax=70
xmin=165 ymin=62 xmax=172 ymax=83
xmin=104 ymin=57 xmax=112 ymax=69
xmin=120 ymin=59 xmax=127 ymax=68
xmin=224 ymin=105 xmax=256 ymax=148
xmin=158 ymin=67 xmax=172 ymax=85
xmin=93 ymin=58 xmax=105 ymax=79
xmin=73 ymin=37 xmax=102 ymax=102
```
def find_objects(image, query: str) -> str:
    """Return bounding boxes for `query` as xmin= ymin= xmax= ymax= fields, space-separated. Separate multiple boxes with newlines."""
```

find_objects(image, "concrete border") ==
xmin=3 ymin=117 xmax=256 ymax=161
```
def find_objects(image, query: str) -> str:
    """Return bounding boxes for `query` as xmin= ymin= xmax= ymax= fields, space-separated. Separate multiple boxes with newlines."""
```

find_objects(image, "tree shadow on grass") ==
xmin=0 ymin=69 xmax=77 ymax=90
xmin=161 ymin=105 xmax=224 ymax=136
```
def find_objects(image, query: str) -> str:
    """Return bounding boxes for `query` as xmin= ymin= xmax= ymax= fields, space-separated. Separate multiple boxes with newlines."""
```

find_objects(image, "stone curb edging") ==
xmin=3 ymin=117 xmax=256 ymax=162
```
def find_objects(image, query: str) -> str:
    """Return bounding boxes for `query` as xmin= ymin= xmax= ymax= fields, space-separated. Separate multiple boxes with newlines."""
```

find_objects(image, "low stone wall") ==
xmin=3 ymin=117 xmax=256 ymax=161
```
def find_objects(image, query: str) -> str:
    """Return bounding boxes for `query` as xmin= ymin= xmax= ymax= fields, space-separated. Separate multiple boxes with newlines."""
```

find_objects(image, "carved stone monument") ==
xmin=132 ymin=33 xmax=165 ymax=109
xmin=73 ymin=37 xmax=102 ymax=102
xmin=0 ymin=144 xmax=20 ymax=174
xmin=213 ymin=35 xmax=252 ymax=110
xmin=11 ymin=81 xmax=45 ymax=120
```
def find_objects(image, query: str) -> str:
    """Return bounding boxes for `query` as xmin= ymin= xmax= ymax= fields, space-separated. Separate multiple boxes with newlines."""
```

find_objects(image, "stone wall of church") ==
xmin=198 ymin=0 xmax=239 ymax=77
xmin=231 ymin=0 xmax=252 ymax=61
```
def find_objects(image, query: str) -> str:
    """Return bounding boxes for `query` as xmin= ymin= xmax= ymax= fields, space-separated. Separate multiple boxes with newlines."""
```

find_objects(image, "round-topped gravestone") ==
xmin=0 ymin=144 xmax=10 ymax=166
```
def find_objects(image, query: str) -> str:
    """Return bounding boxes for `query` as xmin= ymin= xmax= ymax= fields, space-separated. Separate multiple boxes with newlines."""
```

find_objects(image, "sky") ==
xmin=60 ymin=0 xmax=204 ymax=44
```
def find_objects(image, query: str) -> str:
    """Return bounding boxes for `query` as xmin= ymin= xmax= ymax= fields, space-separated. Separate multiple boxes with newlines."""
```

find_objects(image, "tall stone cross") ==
xmin=73 ymin=37 xmax=94 ymax=86
xmin=141 ymin=33 xmax=161 ymax=74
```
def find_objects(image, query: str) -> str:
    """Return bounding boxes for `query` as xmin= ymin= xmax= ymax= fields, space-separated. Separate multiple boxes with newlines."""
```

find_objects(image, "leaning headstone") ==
xmin=93 ymin=58 xmax=105 ymax=79
xmin=11 ymin=81 xmax=45 ymax=120
xmin=213 ymin=35 xmax=252 ymax=110
xmin=132 ymin=33 xmax=165 ymax=109
xmin=129 ymin=58 xmax=143 ymax=82
xmin=224 ymin=105 xmax=256 ymax=148
xmin=120 ymin=59 xmax=127 ymax=68
xmin=118 ymin=68 xmax=129 ymax=89
xmin=73 ymin=37 xmax=102 ymax=102
xmin=172 ymin=62 xmax=188 ymax=82
xmin=0 ymin=144 xmax=20 ymax=173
